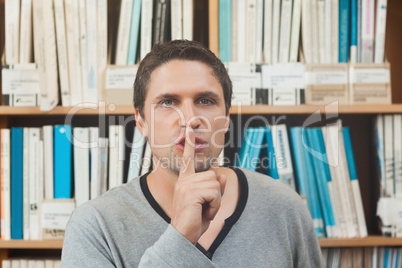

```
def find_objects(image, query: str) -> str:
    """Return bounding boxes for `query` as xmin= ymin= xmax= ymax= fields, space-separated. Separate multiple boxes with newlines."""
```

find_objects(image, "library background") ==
xmin=1 ymin=0 xmax=402 ymax=266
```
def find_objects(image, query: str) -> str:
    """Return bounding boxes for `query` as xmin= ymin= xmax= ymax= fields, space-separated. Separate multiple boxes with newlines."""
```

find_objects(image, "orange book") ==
xmin=208 ymin=0 xmax=219 ymax=57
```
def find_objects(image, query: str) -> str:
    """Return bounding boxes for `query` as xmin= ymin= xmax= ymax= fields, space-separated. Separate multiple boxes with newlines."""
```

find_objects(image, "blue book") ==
xmin=218 ymin=0 xmax=231 ymax=62
xmin=54 ymin=125 xmax=72 ymax=198
xmin=384 ymin=247 xmax=389 ymax=268
xmin=248 ymin=127 xmax=265 ymax=171
xmin=291 ymin=127 xmax=326 ymax=237
xmin=339 ymin=0 xmax=350 ymax=62
xmin=350 ymin=0 xmax=357 ymax=62
xmin=265 ymin=126 xmax=279 ymax=180
xmin=306 ymin=128 xmax=336 ymax=237
xmin=127 ymin=0 xmax=142 ymax=64
xmin=11 ymin=128 xmax=24 ymax=239
xmin=241 ymin=128 xmax=255 ymax=169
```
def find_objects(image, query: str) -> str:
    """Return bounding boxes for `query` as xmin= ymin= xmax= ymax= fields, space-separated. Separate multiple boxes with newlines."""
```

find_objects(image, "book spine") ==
xmin=331 ymin=0 xmax=339 ymax=63
xmin=324 ymin=0 xmax=332 ymax=63
xmin=127 ymin=0 xmax=142 ymax=64
xmin=54 ymin=0 xmax=71 ymax=107
xmin=182 ymin=0 xmax=193 ymax=40
xmin=209 ymin=0 xmax=219 ymax=57
xmin=23 ymin=128 xmax=30 ymax=240
xmin=11 ymin=128 xmax=23 ymax=239
xmin=54 ymin=125 xmax=72 ymax=199
xmin=115 ymin=0 xmax=134 ymax=65
xmin=1 ymin=129 xmax=11 ymax=240
xmin=278 ymin=0 xmax=293 ymax=63
xmin=85 ymin=0 xmax=98 ymax=103
xmin=140 ymin=0 xmax=153 ymax=60
xmin=263 ymin=0 xmax=273 ymax=63
xmin=361 ymin=0 xmax=375 ymax=63
xmin=97 ymin=0 xmax=108 ymax=102
xmin=89 ymin=128 xmax=100 ymax=200
xmin=254 ymin=0 xmax=264 ymax=63
xmin=231 ymin=0 xmax=238 ymax=62
xmin=357 ymin=0 xmax=362 ymax=62
xmin=383 ymin=115 xmax=394 ymax=197
xmin=171 ymin=0 xmax=183 ymax=40
xmin=350 ymin=0 xmax=358 ymax=63
xmin=73 ymin=127 xmax=90 ymax=207
xmin=19 ymin=0 xmax=33 ymax=64
xmin=219 ymin=0 xmax=232 ymax=62
xmin=289 ymin=0 xmax=302 ymax=63
xmin=42 ymin=126 xmax=54 ymax=200
xmin=271 ymin=0 xmax=281 ymax=64
xmin=5 ymin=0 xmax=20 ymax=64
xmin=127 ymin=127 xmax=146 ymax=181
xmin=394 ymin=115 xmax=402 ymax=198
xmin=28 ymin=128 xmax=41 ymax=240
xmin=317 ymin=0 xmax=325 ymax=63
xmin=339 ymin=0 xmax=350 ymax=63
xmin=374 ymin=0 xmax=388 ymax=63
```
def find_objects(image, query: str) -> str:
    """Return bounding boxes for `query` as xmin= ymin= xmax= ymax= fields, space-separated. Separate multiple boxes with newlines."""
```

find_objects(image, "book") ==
xmin=271 ymin=0 xmax=281 ymax=64
xmin=115 ymin=0 xmax=134 ymax=65
xmin=374 ymin=0 xmax=388 ymax=63
xmin=11 ymin=128 xmax=23 ymax=239
xmin=289 ymin=0 xmax=301 ymax=62
xmin=263 ymin=0 xmax=273 ymax=63
xmin=265 ymin=126 xmax=279 ymax=180
xmin=140 ymin=0 xmax=153 ymax=60
xmin=42 ymin=126 xmax=54 ymax=200
xmin=182 ymin=0 xmax=193 ymax=40
xmin=278 ymin=0 xmax=293 ymax=63
xmin=54 ymin=0 xmax=71 ymax=107
xmin=98 ymin=137 xmax=109 ymax=196
xmin=84 ymin=0 xmax=98 ymax=104
xmin=248 ymin=127 xmax=265 ymax=171
xmin=23 ymin=128 xmax=30 ymax=239
xmin=97 ymin=0 xmax=108 ymax=102
xmin=209 ymin=0 xmax=219 ymax=57
xmin=171 ymin=0 xmax=183 ymax=40
xmin=19 ymin=0 xmax=33 ymax=64
xmin=54 ymin=125 xmax=72 ymax=199
xmin=127 ymin=126 xmax=146 ymax=181
xmin=361 ymin=0 xmax=375 ymax=62
xmin=383 ymin=115 xmax=394 ymax=197
xmin=394 ymin=115 xmax=402 ymax=198
xmin=89 ymin=127 xmax=100 ymax=200
xmin=108 ymin=125 xmax=125 ymax=189
xmin=339 ymin=0 xmax=350 ymax=63
xmin=127 ymin=0 xmax=142 ymax=65
xmin=1 ymin=129 xmax=11 ymax=240
xmin=219 ymin=0 xmax=232 ymax=62
xmin=331 ymin=0 xmax=339 ymax=63
xmin=5 ymin=0 xmax=20 ymax=64
xmin=350 ymin=0 xmax=358 ymax=63
xmin=73 ymin=128 xmax=90 ymax=207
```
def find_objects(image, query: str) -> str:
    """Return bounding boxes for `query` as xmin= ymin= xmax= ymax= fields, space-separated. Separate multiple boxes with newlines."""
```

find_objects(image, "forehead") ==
xmin=146 ymin=60 xmax=223 ymax=98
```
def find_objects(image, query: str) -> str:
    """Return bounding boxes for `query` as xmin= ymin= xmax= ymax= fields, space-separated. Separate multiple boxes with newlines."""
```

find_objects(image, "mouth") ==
xmin=175 ymin=137 xmax=208 ymax=152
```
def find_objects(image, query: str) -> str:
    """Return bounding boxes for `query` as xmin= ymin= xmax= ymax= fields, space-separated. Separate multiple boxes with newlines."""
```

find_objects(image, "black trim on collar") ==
xmin=139 ymin=167 xmax=249 ymax=260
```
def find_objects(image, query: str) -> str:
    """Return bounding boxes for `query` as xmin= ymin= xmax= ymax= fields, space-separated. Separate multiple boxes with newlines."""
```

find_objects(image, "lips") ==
xmin=175 ymin=136 xmax=208 ymax=152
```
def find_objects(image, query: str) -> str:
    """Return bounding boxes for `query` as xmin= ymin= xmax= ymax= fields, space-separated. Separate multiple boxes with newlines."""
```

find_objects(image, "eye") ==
xmin=199 ymin=98 xmax=214 ymax=105
xmin=160 ymin=100 xmax=174 ymax=107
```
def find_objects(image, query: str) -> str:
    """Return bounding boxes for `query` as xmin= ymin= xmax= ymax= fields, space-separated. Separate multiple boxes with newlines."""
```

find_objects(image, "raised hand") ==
xmin=171 ymin=127 xmax=226 ymax=244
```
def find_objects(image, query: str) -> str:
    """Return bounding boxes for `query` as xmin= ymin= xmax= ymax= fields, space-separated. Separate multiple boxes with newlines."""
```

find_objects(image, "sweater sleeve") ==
xmin=139 ymin=225 xmax=218 ymax=268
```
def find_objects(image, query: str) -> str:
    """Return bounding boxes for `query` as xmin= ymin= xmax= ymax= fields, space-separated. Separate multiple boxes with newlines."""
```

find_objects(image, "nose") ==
xmin=181 ymin=101 xmax=201 ymax=129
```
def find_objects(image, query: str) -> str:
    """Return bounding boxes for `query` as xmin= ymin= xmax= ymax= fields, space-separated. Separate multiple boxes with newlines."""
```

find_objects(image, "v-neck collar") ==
xmin=139 ymin=167 xmax=249 ymax=260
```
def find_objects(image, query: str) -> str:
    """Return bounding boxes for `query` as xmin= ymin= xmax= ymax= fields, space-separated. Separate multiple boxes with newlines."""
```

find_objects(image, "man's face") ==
xmin=136 ymin=59 xmax=229 ymax=175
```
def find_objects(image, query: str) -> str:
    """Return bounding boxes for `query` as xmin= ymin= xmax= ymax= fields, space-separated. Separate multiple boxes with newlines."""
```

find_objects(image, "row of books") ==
xmin=321 ymin=247 xmax=402 ymax=268
xmin=2 ymin=259 xmax=61 ymax=268
xmin=0 ymin=124 xmax=154 ymax=240
xmin=210 ymin=0 xmax=389 ymax=64
xmin=375 ymin=114 xmax=402 ymax=238
xmin=236 ymin=121 xmax=367 ymax=238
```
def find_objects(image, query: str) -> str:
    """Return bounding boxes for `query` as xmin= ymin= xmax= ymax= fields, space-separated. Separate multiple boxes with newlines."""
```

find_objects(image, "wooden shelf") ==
xmin=319 ymin=236 xmax=402 ymax=248
xmin=0 ymin=240 xmax=63 ymax=249
xmin=1 ymin=104 xmax=402 ymax=115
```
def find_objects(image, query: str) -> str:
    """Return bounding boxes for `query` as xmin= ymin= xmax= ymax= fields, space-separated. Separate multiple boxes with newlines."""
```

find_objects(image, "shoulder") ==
xmin=237 ymin=167 xmax=308 ymax=217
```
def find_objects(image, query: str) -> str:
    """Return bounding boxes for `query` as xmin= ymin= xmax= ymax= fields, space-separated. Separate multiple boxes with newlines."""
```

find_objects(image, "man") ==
xmin=62 ymin=40 xmax=322 ymax=267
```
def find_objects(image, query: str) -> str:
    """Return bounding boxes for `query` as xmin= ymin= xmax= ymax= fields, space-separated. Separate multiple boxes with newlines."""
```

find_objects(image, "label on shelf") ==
xmin=105 ymin=65 xmax=138 ymax=90
xmin=41 ymin=199 xmax=75 ymax=230
xmin=261 ymin=63 xmax=305 ymax=88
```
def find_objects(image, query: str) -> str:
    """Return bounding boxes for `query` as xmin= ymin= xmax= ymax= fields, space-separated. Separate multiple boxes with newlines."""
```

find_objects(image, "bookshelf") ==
xmin=0 ymin=0 xmax=402 ymax=266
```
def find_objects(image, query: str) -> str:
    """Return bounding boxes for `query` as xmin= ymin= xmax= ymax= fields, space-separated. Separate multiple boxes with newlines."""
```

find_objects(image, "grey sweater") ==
xmin=62 ymin=168 xmax=323 ymax=267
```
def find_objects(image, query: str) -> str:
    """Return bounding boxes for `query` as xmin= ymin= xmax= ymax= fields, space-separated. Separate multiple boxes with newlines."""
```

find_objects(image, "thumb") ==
xmin=217 ymin=174 xmax=227 ymax=196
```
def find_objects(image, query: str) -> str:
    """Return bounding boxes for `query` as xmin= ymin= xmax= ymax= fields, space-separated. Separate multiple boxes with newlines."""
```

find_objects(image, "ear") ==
xmin=135 ymin=109 xmax=149 ymax=137
xmin=224 ymin=114 xmax=230 ymax=133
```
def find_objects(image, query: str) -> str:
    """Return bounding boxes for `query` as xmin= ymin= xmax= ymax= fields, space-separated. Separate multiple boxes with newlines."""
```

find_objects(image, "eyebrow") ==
xmin=153 ymin=91 xmax=221 ymax=103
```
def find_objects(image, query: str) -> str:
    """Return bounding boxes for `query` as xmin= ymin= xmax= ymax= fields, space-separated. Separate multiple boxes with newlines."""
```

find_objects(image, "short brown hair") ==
xmin=133 ymin=40 xmax=232 ymax=117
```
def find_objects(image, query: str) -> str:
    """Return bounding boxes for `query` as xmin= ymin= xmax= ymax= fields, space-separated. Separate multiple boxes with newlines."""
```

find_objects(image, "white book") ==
xmin=361 ymin=0 xmax=375 ymax=63
xmin=375 ymin=115 xmax=386 ymax=197
xmin=28 ymin=128 xmax=41 ymax=240
xmin=331 ymin=0 xmax=339 ymax=63
xmin=323 ymin=0 xmax=331 ymax=63
xmin=171 ymin=0 xmax=183 ymax=40
xmin=33 ymin=0 xmax=59 ymax=111
xmin=322 ymin=125 xmax=350 ymax=238
xmin=53 ymin=260 xmax=61 ymax=268
xmin=19 ymin=0 xmax=33 ymax=63
xmin=237 ymin=0 xmax=247 ymax=62
xmin=271 ymin=124 xmax=296 ymax=190
xmin=245 ymin=0 xmax=257 ymax=62
xmin=254 ymin=0 xmax=263 ymax=63
xmin=44 ymin=260 xmax=53 ymax=268
xmin=1 ymin=129 xmax=11 ymax=240
xmin=140 ymin=0 xmax=154 ymax=60
xmin=42 ymin=126 xmax=54 ymax=200
xmin=263 ymin=0 xmax=273 ymax=63
xmin=374 ymin=0 xmax=388 ymax=63
xmin=35 ymin=260 xmax=45 ymax=268
xmin=271 ymin=0 xmax=281 ymax=64
xmin=289 ymin=0 xmax=301 ymax=62
xmin=301 ymin=0 xmax=312 ymax=63
xmin=65 ymin=0 xmax=83 ymax=106
xmin=23 ymin=128 xmax=30 ymax=240
xmin=317 ymin=0 xmax=325 ymax=63
xmin=310 ymin=0 xmax=319 ymax=63
xmin=85 ymin=0 xmax=98 ymax=104
xmin=79 ymin=0 xmax=89 ymax=104
xmin=97 ymin=0 xmax=108 ymax=102
xmin=2 ymin=260 xmax=11 ymax=268
xmin=99 ymin=137 xmax=109 ymax=196
xmin=89 ymin=127 xmax=100 ymax=200
xmin=116 ymin=0 xmax=134 ymax=64
xmin=394 ymin=115 xmax=402 ymax=198
xmin=109 ymin=125 xmax=125 ymax=190
xmin=37 ymin=140 xmax=44 ymax=240
xmin=141 ymin=141 xmax=152 ymax=175
xmin=384 ymin=115 xmax=394 ymax=197
xmin=127 ymin=127 xmax=146 ymax=181
xmin=5 ymin=0 xmax=20 ymax=64
xmin=20 ymin=259 xmax=28 ymax=268
xmin=232 ymin=0 xmax=238 ymax=62
xmin=73 ymin=128 xmax=90 ymax=207
xmin=183 ymin=0 xmax=193 ymax=40
xmin=278 ymin=0 xmax=292 ymax=63
xmin=54 ymin=0 xmax=71 ymax=107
